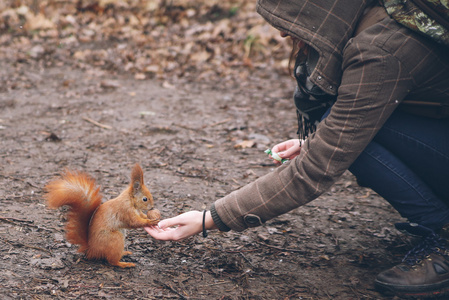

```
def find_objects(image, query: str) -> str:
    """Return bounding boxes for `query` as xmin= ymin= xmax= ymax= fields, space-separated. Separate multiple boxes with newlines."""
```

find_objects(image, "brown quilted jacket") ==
xmin=210 ymin=0 xmax=449 ymax=232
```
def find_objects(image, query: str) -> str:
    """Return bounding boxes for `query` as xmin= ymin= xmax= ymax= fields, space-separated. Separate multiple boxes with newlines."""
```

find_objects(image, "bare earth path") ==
xmin=0 ymin=62 xmax=412 ymax=299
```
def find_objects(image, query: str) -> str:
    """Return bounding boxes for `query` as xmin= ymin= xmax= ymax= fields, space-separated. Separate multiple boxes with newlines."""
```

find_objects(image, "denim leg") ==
xmin=348 ymin=111 xmax=449 ymax=230
xmin=373 ymin=111 xmax=449 ymax=200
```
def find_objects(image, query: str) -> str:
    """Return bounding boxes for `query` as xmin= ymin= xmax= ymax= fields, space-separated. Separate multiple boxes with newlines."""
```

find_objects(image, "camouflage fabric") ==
xmin=382 ymin=0 xmax=449 ymax=47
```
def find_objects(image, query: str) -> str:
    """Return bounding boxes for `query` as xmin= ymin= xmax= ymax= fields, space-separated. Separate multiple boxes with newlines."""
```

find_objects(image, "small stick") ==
xmin=202 ymin=281 xmax=228 ymax=287
xmin=204 ymin=118 xmax=232 ymax=128
xmin=239 ymin=251 xmax=257 ymax=269
xmin=0 ymin=174 xmax=39 ymax=188
xmin=1 ymin=237 xmax=51 ymax=254
xmin=0 ymin=216 xmax=34 ymax=224
xmin=256 ymin=241 xmax=305 ymax=253
xmin=0 ymin=216 xmax=53 ymax=232
xmin=154 ymin=280 xmax=187 ymax=299
xmin=82 ymin=116 xmax=113 ymax=129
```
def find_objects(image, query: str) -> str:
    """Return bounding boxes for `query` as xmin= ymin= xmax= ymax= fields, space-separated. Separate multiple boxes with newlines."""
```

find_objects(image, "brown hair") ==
xmin=288 ymin=37 xmax=309 ymax=77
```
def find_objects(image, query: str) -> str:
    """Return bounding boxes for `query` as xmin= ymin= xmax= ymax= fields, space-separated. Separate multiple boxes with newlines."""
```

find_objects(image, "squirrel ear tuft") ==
xmin=130 ymin=164 xmax=144 ymax=192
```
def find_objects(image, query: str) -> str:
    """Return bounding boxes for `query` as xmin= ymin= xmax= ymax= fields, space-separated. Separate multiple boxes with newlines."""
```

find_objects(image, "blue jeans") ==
xmin=347 ymin=110 xmax=449 ymax=230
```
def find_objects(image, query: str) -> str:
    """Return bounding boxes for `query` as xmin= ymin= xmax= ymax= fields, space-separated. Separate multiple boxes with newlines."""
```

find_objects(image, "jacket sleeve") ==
xmin=211 ymin=38 xmax=414 ymax=232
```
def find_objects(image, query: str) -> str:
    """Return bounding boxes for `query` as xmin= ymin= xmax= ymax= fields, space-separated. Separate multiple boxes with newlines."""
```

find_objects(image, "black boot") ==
xmin=375 ymin=223 xmax=449 ymax=298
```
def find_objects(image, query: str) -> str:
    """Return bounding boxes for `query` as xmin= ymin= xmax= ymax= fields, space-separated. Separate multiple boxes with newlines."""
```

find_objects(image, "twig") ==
xmin=154 ymin=280 xmax=187 ymax=299
xmin=0 ymin=236 xmax=51 ymax=254
xmin=0 ymin=216 xmax=34 ymax=224
xmin=203 ymin=118 xmax=231 ymax=128
xmin=82 ymin=116 xmax=113 ymax=129
xmin=0 ymin=216 xmax=53 ymax=232
xmin=239 ymin=251 xmax=257 ymax=269
xmin=202 ymin=281 xmax=228 ymax=287
xmin=172 ymin=123 xmax=198 ymax=131
xmin=0 ymin=174 xmax=39 ymax=188
xmin=224 ymin=249 xmax=259 ymax=253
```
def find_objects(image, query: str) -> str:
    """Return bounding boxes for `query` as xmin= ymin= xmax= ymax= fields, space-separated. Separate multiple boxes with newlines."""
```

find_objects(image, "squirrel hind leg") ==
xmin=107 ymin=251 xmax=135 ymax=268
xmin=90 ymin=232 xmax=135 ymax=268
xmin=107 ymin=250 xmax=136 ymax=268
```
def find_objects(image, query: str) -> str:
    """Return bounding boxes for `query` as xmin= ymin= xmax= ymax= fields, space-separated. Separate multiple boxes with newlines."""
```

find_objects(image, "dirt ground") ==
xmin=0 ymin=1 xmax=420 ymax=299
xmin=0 ymin=61 xmax=418 ymax=300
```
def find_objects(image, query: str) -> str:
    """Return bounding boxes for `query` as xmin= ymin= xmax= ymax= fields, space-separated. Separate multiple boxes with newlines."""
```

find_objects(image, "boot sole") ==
xmin=375 ymin=278 xmax=449 ymax=298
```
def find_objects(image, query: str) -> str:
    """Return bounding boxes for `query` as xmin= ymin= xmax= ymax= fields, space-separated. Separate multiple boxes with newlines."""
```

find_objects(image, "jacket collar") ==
xmin=256 ymin=0 xmax=372 ymax=95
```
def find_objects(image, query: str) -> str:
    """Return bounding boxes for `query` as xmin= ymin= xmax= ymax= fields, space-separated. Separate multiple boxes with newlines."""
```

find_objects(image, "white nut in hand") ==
xmin=271 ymin=151 xmax=282 ymax=162
xmin=265 ymin=148 xmax=288 ymax=164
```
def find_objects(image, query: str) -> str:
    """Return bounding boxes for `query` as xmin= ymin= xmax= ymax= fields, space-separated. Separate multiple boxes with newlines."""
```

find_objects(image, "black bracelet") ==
xmin=202 ymin=210 xmax=208 ymax=238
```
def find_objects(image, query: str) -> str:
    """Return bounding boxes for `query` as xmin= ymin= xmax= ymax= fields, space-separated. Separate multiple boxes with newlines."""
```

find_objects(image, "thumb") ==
xmin=277 ymin=150 xmax=287 ymax=158
xmin=283 ymin=144 xmax=301 ymax=157
xmin=280 ymin=148 xmax=294 ymax=157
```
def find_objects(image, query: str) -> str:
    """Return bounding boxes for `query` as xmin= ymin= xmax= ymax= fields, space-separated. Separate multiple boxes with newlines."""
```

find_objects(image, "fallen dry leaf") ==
xmin=0 ymin=0 xmax=291 ymax=89
xmin=234 ymin=140 xmax=255 ymax=149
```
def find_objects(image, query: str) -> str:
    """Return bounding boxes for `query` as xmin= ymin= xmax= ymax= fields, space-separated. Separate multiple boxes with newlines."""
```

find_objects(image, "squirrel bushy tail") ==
xmin=45 ymin=170 xmax=102 ymax=253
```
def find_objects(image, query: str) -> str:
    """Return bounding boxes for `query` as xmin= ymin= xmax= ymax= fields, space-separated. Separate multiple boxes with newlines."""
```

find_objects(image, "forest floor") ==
xmin=1 ymin=1 xmax=415 ymax=299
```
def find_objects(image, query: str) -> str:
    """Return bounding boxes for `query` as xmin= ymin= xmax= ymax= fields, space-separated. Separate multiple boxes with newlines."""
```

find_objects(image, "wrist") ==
xmin=205 ymin=211 xmax=218 ymax=230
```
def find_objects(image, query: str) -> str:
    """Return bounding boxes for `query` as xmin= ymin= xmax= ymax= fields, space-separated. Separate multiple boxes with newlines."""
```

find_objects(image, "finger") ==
xmin=272 ymin=139 xmax=298 ymax=153
xmin=145 ymin=225 xmax=164 ymax=233
xmin=283 ymin=143 xmax=301 ymax=156
xmin=144 ymin=226 xmax=162 ymax=235
xmin=157 ymin=216 xmax=184 ymax=229
xmin=282 ymin=148 xmax=296 ymax=157
xmin=145 ymin=226 xmax=177 ymax=240
xmin=147 ymin=231 xmax=174 ymax=240
xmin=272 ymin=143 xmax=288 ymax=153
xmin=153 ymin=229 xmax=184 ymax=241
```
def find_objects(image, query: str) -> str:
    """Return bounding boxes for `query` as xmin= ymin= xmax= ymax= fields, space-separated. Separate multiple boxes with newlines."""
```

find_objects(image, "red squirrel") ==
xmin=45 ymin=163 xmax=160 ymax=268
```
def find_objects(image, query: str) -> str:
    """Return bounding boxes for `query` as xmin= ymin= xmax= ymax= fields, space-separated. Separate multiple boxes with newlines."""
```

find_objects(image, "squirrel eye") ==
xmin=143 ymin=197 xmax=148 ymax=202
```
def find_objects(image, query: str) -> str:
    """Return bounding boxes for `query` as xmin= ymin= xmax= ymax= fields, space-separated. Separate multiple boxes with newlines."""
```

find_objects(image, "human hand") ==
xmin=145 ymin=210 xmax=217 ymax=241
xmin=271 ymin=139 xmax=302 ymax=164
